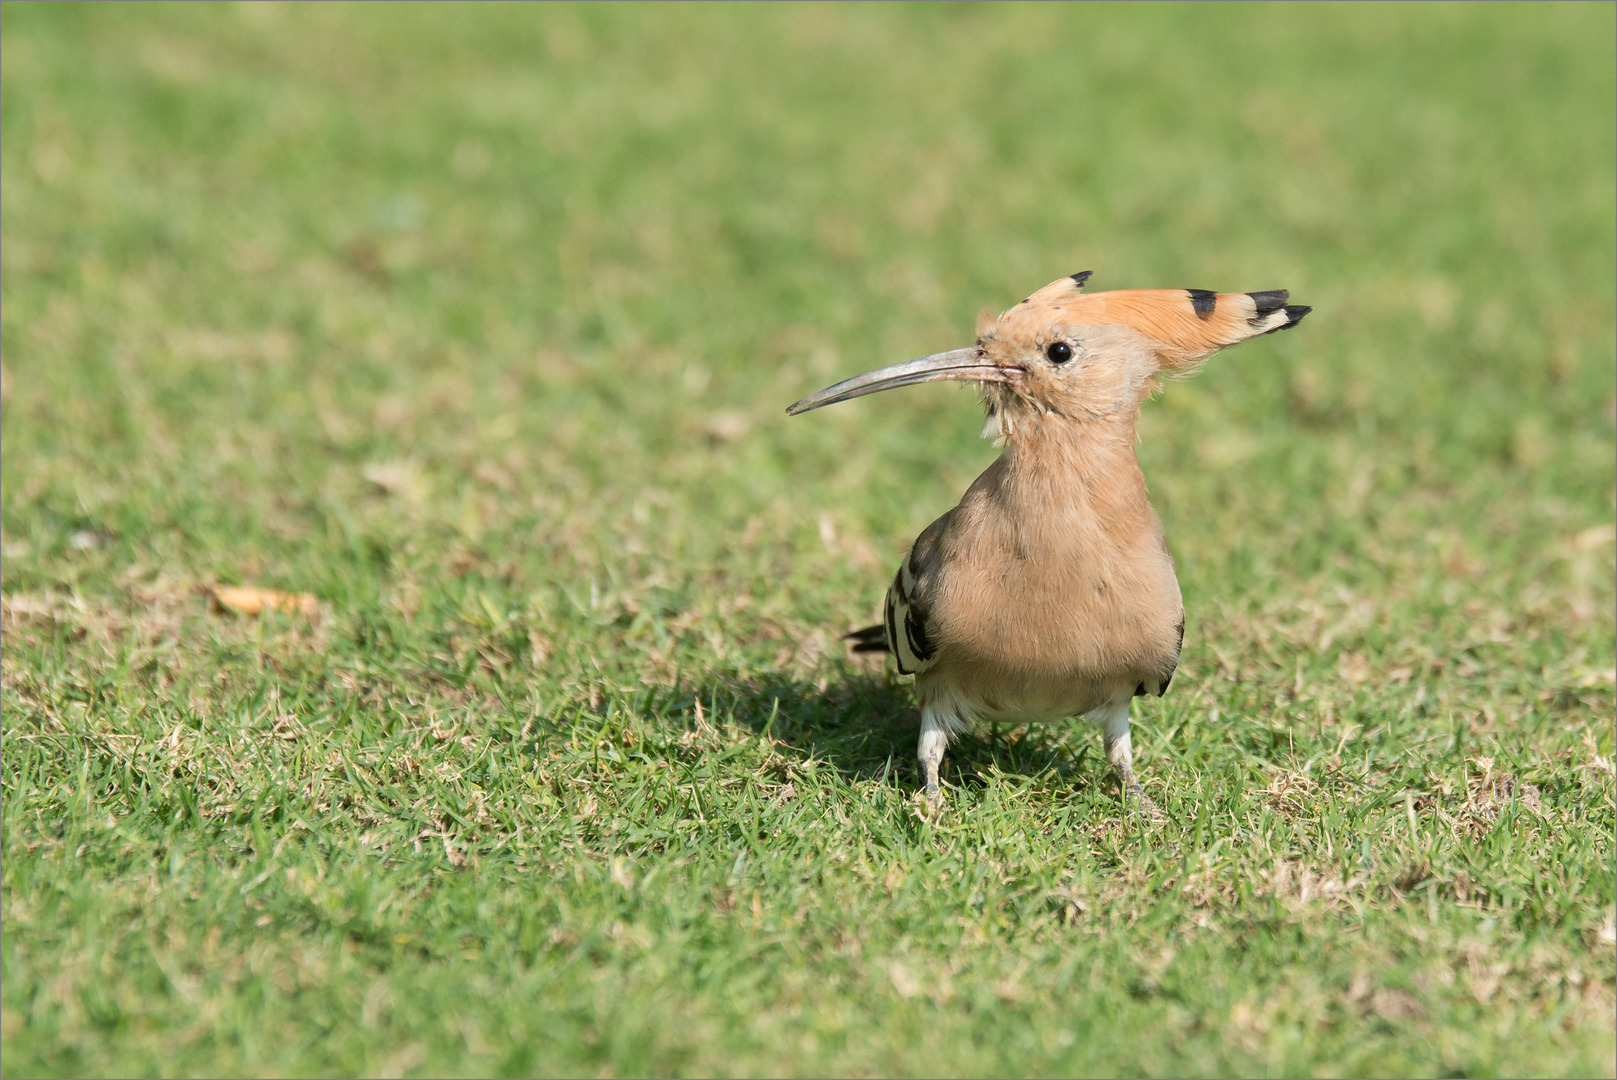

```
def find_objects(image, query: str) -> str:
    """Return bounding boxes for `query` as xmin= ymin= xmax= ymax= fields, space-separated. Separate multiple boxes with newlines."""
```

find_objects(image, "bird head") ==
xmin=787 ymin=272 xmax=1309 ymax=436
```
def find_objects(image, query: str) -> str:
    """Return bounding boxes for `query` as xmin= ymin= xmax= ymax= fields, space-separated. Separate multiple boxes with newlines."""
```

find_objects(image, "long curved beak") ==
xmin=785 ymin=346 xmax=1006 ymax=415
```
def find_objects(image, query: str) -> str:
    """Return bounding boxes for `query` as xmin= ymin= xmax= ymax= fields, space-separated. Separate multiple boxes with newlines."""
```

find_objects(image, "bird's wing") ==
xmin=884 ymin=510 xmax=952 ymax=676
xmin=1134 ymin=616 xmax=1185 ymax=698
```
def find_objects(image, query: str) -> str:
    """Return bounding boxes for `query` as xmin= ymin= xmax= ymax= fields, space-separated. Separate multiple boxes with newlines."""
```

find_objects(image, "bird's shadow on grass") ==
xmin=711 ymin=661 xmax=1098 ymax=798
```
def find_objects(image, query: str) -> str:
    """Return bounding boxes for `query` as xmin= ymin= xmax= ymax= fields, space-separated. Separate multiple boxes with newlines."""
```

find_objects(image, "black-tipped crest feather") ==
xmin=1245 ymin=289 xmax=1290 ymax=326
xmin=1264 ymin=305 xmax=1312 ymax=334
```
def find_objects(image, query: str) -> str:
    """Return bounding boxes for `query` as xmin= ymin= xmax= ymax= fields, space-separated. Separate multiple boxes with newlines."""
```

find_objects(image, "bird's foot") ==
xmin=922 ymin=758 xmax=943 ymax=817
xmin=1113 ymin=761 xmax=1166 ymax=824
xmin=1123 ymin=781 xmax=1166 ymax=824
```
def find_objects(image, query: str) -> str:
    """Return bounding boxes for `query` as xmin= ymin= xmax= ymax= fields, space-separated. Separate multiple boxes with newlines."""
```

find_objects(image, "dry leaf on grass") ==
xmin=362 ymin=460 xmax=425 ymax=501
xmin=1 ymin=593 xmax=63 ymax=624
xmin=1369 ymin=989 xmax=1425 ymax=1020
xmin=1337 ymin=651 xmax=1373 ymax=684
xmin=702 ymin=410 xmax=751 ymax=442
xmin=887 ymin=960 xmax=920 ymax=999
xmin=1570 ymin=522 xmax=1616 ymax=551
xmin=210 ymin=585 xmax=318 ymax=618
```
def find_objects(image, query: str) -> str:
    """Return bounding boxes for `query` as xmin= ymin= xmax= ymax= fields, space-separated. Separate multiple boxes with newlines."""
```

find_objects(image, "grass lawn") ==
xmin=2 ymin=3 xmax=1614 ymax=1076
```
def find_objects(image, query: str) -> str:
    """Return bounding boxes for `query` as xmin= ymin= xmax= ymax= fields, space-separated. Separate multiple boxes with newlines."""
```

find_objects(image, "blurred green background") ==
xmin=2 ymin=3 xmax=1613 ymax=1077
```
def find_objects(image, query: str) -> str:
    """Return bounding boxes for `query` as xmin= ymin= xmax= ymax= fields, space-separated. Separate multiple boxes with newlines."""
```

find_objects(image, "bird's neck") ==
xmin=996 ymin=415 xmax=1151 ymax=522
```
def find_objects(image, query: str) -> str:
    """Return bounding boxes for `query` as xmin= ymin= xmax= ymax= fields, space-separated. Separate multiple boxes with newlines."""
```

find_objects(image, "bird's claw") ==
xmin=1113 ymin=761 xmax=1165 ymax=824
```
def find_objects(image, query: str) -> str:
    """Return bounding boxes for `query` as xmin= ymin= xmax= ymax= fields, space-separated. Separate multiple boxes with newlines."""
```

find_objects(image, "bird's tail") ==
xmin=844 ymin=623 xmax=890 ymax=653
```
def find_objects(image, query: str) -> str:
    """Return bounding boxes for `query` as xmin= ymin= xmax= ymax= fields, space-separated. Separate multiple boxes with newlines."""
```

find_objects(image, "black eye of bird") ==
xmin=1046 ymin=341 xmax=1073 ymax=364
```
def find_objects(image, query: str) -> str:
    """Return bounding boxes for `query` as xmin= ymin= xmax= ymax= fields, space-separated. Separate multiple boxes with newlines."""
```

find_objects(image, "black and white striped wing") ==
xmin=883 ymin=511 xmax=950 ymax=676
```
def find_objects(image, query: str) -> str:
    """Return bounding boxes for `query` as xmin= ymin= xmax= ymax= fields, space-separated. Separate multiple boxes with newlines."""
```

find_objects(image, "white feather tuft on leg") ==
xmin=916 ymin=682 xmax=975 ymax=808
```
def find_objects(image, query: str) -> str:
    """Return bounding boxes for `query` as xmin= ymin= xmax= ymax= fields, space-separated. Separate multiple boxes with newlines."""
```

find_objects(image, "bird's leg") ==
xmin=917 ymin=710 xmax=949 ymax=812
xmin=1098 ymin=699 xmax=1163 ymax=822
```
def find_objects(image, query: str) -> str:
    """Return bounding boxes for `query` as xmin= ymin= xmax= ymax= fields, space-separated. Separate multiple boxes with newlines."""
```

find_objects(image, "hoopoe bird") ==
xmin=788 ymin=272 xmax=1310 ymax=814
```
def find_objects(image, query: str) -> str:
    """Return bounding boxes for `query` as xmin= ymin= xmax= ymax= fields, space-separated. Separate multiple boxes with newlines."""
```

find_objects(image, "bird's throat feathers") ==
xmin=977 ymin=381 xmax=1144 ymax=449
